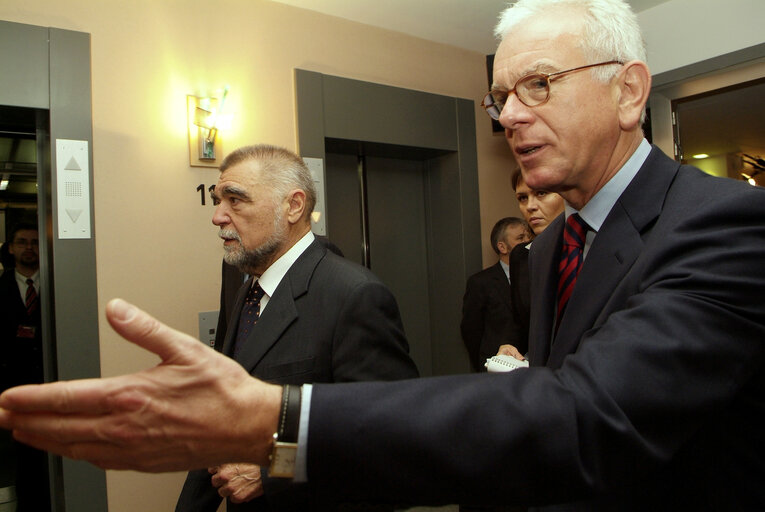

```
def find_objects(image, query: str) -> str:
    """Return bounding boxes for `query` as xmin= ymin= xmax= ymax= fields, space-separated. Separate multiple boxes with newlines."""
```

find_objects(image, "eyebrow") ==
xmin=492 ymin=61 xmax=560 ymax=89
xmin=210 ymin=185 xmax=250 ymax=200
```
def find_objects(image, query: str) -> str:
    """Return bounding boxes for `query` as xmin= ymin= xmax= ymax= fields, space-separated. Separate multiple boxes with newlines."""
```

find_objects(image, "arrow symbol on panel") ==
xmin=66 ymin=209 xmax=83 ymax=223
xmin=65 ymin=156 xmax=82 ymax=171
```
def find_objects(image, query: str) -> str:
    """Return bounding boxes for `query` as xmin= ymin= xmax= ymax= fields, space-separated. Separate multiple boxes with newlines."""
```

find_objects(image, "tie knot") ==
xmin=246 ymin=281 xmax=266 ymax=305
xmin=563 ymin=213 xmax=588 ymax=249
xmin=26 ymin=278 xmax=34 ymax=286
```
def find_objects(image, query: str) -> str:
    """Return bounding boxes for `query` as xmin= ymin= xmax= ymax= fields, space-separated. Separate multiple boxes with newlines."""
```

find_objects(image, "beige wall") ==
xmin=1 ymin=0 xmax=516 ymax=509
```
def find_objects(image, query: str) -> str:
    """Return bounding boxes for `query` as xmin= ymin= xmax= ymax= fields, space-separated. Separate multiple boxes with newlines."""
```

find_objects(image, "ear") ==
xmin=497 ymin=241 xmax=510 ymax=256
xmin=285 ymin=189 xmax=307 ymax=224
xmin=615 ymin=60 xmax=651 ymax=131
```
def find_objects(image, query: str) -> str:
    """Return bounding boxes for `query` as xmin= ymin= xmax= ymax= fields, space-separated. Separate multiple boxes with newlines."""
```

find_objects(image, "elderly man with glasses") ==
xmin=2 ymin=1 xmax=765 ymax=511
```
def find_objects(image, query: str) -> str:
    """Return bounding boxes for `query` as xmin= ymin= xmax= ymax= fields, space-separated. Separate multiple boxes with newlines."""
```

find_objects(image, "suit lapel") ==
xmin=221 ymin=277 xmax=252 ymax=357
xmin=527 ymin=214 xmax=563 ymax=366
xmin=232 ymin=240 xmax=326 ymax=373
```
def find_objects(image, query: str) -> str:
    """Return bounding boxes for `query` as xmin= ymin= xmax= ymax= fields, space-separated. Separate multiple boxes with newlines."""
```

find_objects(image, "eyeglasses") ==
xmin=481 ymin=60 xmax=623 ymax=120
xmin=12 ymin=238 xmax=38 ymax=248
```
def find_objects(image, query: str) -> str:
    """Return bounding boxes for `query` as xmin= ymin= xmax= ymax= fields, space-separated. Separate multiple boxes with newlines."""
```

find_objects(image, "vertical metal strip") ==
xmin=357 ymin=149 xmax=371 ymax=268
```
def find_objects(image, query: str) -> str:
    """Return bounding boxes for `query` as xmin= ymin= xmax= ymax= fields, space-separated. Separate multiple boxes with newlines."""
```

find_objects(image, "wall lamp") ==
xmin=187 ymin=86 xmax=231 ymax=167
xmin=741 ymin=154 xmax=764 ymax=186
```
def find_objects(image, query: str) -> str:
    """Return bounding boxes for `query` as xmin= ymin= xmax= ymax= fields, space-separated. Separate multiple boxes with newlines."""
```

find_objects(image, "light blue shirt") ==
xmin=565 ymin=139 xmax=652 ymax=258
xmin=499 ymin=259 xmax=510 ymax=282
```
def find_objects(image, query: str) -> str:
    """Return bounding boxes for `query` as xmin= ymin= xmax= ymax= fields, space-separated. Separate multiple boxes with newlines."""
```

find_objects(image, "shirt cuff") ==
xmin=293 ymin=383 xmax=312 ymax=482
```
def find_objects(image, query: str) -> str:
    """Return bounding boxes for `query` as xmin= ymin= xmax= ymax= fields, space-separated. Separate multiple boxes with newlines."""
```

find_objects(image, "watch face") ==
xmin=269 ymin=442 xmax=298 ymax=478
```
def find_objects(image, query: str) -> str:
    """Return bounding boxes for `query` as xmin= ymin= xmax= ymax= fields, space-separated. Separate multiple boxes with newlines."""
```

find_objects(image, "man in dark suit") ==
xmin=0 ymin=222 xmax=51 ymax=511
xmin=3 ymin=1 xmax=765 ymax=510
xmin=461 ymin=217 xmax=529 ymax=369
xmin=175 ymin=144 xmax=418 ymax=511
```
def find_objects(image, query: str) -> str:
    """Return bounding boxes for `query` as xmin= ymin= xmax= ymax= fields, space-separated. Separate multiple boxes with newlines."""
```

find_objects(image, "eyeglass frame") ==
xmin=481 ymin=60 xmax=624 ymax=120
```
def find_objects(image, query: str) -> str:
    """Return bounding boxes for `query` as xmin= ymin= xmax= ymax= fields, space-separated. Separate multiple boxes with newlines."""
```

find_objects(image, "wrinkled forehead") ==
xmin=217 ymin=159 xmax=265 ymax=189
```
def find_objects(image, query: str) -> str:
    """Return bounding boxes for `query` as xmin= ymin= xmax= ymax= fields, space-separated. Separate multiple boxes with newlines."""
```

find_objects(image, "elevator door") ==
xmin=325 ymin=151 xmax=434 ymax=375
xmin=296 ymin=69 xmax=482 ymax=377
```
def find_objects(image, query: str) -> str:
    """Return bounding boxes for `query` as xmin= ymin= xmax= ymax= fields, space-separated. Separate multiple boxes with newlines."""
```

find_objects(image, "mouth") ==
xmin=516 ymin=144 xmax=543 ymax=157
xmin=218 ymin=229 xmax=241 ymax=245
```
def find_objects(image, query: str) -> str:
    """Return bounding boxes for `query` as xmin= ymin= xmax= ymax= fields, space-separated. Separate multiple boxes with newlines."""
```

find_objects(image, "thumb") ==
xmin=105 ymin=298 xmax=200 ymax=364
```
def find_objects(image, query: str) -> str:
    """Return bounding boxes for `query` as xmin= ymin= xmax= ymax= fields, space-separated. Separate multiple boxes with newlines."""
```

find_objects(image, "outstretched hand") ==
xmin=0 ymin=298 xmax=282 ymax=472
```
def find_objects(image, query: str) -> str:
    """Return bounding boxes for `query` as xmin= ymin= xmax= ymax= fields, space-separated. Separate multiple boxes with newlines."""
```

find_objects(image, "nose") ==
xmin=526 ymin=195 xmax=539 ymax=212
xmin=498 ymin=92 xmax=533 ymax=133
xmin=212 ymin=204 xmax=228 ymax=227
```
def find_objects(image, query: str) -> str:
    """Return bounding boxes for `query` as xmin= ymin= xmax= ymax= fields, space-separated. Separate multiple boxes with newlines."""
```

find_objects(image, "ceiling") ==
xmin=269 ymin=0 xmax=671 ymax=55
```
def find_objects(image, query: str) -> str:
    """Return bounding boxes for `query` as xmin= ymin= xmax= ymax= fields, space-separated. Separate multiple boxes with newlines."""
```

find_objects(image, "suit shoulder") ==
xmin=669 ymin=165 xmax=765 ymax=216
xmin=467 ymin=263 xmax=501 ymax=282
xmin=314 ymin=252 xmax=385 ymax=288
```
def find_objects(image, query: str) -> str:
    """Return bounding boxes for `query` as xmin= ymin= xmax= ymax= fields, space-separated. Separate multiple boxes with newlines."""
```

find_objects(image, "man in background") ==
xmin=460 ymin=217 xmax=529 ymax=370
xmin=0 ymin=222 xmax=50 ymax=511
xmin=176 ymin=144 xmax=418 ymax=511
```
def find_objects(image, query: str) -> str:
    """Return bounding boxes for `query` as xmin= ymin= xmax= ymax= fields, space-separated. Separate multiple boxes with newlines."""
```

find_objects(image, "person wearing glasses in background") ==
xmin=0 ymin=222 xmax=50 ymax=511
xmin=2 ymin=1 xmax=765 ymax=510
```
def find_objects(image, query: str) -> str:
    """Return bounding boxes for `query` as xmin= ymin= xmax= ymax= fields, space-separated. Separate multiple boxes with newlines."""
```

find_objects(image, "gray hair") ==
xmin=494 ymin=0 xmax=646 ymax=83
xmin=219 ymin=144 xmax=317 ymax=218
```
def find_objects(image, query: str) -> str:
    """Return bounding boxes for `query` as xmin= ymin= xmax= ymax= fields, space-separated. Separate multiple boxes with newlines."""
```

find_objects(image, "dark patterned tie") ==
xmin=233 ymin=281 xmax=266 ymax=358
xmin=557 ymin=213 xmax=588 ymax=326
xmin=25 ymin=278 xmax=38 ymax=316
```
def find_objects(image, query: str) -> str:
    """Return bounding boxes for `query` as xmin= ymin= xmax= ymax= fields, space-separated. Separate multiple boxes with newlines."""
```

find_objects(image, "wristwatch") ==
xmin=268 ymin=384 xmax=301 ymax=478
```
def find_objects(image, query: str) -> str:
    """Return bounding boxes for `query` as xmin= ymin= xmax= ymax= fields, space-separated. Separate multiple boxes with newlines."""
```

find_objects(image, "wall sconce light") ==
xmin=187 ymin=86 xmax=230 ymax=168
xmin=741 ymin=154 xmax=764 ymax=186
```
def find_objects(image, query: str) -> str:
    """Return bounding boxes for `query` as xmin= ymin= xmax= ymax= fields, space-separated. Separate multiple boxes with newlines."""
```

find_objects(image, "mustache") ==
xmin=218 ymin=229 xmax=241 ymax=243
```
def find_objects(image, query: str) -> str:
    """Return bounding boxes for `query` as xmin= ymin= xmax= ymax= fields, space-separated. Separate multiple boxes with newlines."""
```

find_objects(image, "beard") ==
xmin=219 ymin=212 xmax=287 ymax=274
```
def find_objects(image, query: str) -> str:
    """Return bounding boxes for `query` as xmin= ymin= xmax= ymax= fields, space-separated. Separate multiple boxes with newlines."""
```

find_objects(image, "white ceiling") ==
xmin=269 ymin=0 xmax=671 ymax=55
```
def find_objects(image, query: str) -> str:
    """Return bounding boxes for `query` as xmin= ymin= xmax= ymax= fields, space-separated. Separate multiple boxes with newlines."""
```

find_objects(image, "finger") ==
xmin=0 ymin=375 xmax=132 ymax=414
xmin=10 ymin=430 xmax=129 ymax=470
xmin=105 ymin=298 xmax=206 ymax=365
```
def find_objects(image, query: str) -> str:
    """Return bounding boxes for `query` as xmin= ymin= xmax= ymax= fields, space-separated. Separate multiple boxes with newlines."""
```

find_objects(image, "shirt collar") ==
xmin=565 ymin=138 xmax=652 ymax=231
xmin=15 ymin=269 xmax=39 ymax=287
xmin=257 ymin=231 xmax=315 ymax=298
xmin=499 ymin=259 xmax=510 ymax=280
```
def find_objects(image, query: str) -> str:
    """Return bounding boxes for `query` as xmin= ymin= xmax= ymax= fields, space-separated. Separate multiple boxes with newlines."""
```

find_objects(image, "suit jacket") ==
xmin=213 ymin=260 xmax=246 ymax=351
xmin=508 ymin=245 xmax=531 ymax=354
xmin=461 ymin=262 xmax=524 ymax=371
xmin=0 ymin=270 xmax=43 ymax=392
xmin=304 ymin=147 xmax=765 ymax=510
xmin=177 ymin=239 xmax=418 ymax=512
xmin=213 ymin=237 xmax=343 ymax=352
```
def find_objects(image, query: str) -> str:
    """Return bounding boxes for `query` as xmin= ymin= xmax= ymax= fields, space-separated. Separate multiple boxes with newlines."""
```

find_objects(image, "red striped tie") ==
xmin=557 ymin=213 xmax=588 ymax=326
xmin=25 ymin=278 xmax=38 ymax=316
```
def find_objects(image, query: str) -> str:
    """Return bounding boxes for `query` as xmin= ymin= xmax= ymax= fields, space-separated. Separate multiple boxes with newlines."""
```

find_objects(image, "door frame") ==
xmin=0 ymin=20 xmax=106 ymax=512
xmin=294 ymin=69 xmax=481 ymax=376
